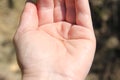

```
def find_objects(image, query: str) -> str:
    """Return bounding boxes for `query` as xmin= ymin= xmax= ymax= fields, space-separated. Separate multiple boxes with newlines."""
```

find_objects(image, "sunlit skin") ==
xmin=14 ymin=0 xmax=96 ymax=80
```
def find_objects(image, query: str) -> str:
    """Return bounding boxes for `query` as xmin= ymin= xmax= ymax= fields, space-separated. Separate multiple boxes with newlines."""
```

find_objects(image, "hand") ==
xmin=14 ymin=0 xmax=96 ymax=80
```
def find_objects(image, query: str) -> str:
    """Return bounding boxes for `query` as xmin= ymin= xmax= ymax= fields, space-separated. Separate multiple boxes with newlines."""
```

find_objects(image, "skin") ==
xmin=14 ymin=0 xmax=96 ymax=80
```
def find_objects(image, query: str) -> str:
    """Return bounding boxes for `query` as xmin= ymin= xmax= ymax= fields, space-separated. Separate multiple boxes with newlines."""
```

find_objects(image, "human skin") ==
xmin=14 ymin=0 xmax=96 ymax=80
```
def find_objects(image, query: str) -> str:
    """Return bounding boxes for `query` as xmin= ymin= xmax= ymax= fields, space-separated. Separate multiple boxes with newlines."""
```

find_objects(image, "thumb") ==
xmin=19 ymin=1 xmax=38 ymax=31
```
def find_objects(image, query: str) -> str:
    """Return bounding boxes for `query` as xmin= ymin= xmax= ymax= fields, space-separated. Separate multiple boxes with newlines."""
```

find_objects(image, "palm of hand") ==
xmin=14 ymin=0 xmax=96 ymax=80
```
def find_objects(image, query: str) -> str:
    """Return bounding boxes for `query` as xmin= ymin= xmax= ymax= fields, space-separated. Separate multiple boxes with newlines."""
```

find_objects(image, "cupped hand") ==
xmin=14 ymin=0 xmax=96 ymax=80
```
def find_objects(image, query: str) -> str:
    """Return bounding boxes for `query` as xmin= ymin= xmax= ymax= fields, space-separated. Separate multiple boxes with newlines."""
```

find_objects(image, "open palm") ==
xmin=14 ymin=0 xmax=96 ymax=80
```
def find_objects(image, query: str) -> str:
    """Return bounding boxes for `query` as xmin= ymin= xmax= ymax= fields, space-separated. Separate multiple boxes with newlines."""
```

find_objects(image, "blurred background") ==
xmin=0 ymin=0 xmax=120 ymax=80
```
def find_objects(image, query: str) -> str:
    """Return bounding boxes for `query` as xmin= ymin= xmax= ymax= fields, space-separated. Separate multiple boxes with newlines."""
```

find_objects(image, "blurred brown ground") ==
xmin=0 ymin=0 xmax=120 ymax=80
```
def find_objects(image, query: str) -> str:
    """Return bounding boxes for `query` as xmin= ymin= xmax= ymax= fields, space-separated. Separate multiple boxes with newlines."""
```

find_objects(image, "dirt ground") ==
xmin=0 ymin=0 xmax=120 ymax=80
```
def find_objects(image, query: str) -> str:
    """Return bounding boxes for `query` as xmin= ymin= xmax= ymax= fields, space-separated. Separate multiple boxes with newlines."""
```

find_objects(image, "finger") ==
xmin=75 ymin=0 xmax=93 ymax=29
xmin=37 ymin=0 xmax=54 ymax=26
xmin=65 ymin=0 xmax=76 ymax=24
xmin=19 ymin=1 xmax=38 ymax=30
xmin=54 ymin=0 xmax=66 ymax=22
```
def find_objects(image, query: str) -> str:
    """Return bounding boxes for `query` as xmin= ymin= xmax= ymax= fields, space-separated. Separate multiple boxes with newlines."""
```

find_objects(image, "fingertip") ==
xmin=19 ymin=1 xmax=38 ymax=30
xmin=23 ymin=2 xmax=37 ymax=16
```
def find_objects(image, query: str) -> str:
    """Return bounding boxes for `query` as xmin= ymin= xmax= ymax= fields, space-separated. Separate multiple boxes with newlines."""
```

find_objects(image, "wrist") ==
xmin=21 ymin=68 xmax=86 ymax=80
xmin=22 ymin=71 xmax=73 ymax=80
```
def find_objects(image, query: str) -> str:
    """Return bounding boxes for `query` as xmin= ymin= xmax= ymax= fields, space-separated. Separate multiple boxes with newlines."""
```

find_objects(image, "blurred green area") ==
xmin=0 ymin=0 xmax=120 ymax=80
